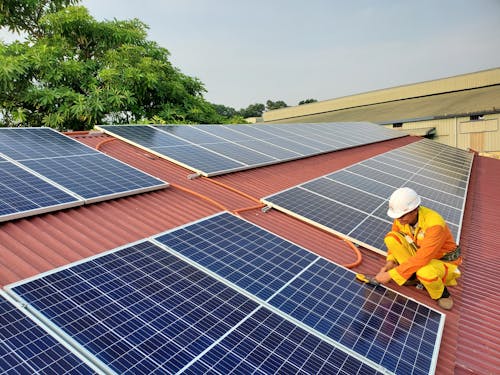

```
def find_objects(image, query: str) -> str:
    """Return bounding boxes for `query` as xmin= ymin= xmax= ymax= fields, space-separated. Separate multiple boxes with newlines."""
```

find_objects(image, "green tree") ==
xmin=0 ymin=4 xmax=221 ymax=129
xmin=212 ymin=103 xmax=237 ymax=119
xmin=265 ymin=100 xmax=287 ymax=111
xmin=239 ymin=103 xmax=265 ymax=118
xmin=298 ymin=98 xmax=317 ymax=105
xmin=0 ymin=0 xmax=79 ymax=36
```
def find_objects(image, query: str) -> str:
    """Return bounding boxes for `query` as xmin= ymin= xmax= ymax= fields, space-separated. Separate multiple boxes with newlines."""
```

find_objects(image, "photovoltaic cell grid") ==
xmin=0 ymin=157 xmax=81 ymax=221
xmin=262 ymin=139 xmax=473 ymax=254
xmin=154 ymin=212 xmax=318 ymax=301
xmin=5 ymin=213 xmax=445 ymax=374
xmin=268 ymin=258 xmax=443 ymax=375
xmin=0 ymin=292 xmax=95 ymax=374
xmin=0 ymin=127 xmax=167 ymax=221
xmin=22 ymin=153 xmax=166 ymax=204
xmin=154 ymin=212 xmax=444 ymax=374
xmin=183 ymin=307 xmax=382 ymax=375
xmin=97 ymin=122 xmax=406 ymax=176
xmin=0 ymin=127 xmax=92 ymax=160
xmin=7 ymin=239 xmax=384 ymax=375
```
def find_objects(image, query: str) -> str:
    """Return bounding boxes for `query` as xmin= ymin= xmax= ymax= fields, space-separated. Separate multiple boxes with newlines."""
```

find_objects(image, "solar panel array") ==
xmin=6 ymin=212 xmax=445 ymax=374
xmin=0 ymin=291 xmax=98 ymax=374
xmin=97 ymin=122 xmax=406 ymax=176
xmin=0 ymin=127 xmax=168 ymax=222
xmin=0 ymin=156 xmax=82 ymax=219
xmin=262 ymin=139 xmax=474 ymax=254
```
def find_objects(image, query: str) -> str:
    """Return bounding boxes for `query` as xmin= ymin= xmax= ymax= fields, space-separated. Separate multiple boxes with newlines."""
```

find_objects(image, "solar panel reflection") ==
xmin=155 ymin=212 xmax=444 ymax=375
xmin=268 ymin=258 xmax=443 ymax=375
xmin=155 ymin=212 xmax=317 ymax=300
xmin=10 ymin=241 xmax=258 ymax=374
xmin=0 ymin=127 xmax=167 ymax=221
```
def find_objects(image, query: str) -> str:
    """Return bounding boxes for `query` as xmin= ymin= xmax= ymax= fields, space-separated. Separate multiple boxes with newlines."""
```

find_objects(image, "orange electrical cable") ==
xmin=200 ymin=176 xmax=363 ymax=268
xmin=169 ymin=183 xmax=231 ymax=212
xmin=92 ymin=137 xmax=362 ymax=268
xmin=341 ymin=239 xmax=363 ymax=268
xmin=96 ymin=138 xmax=117 ymax=151
xmin=232 ymin=204 xmax=266 ymax=214
xmin=201 ymin=176 xmax=261 ymax=203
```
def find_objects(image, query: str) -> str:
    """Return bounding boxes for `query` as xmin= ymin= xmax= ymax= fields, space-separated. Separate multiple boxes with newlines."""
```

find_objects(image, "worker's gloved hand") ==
xmin=375 ymin=271 xmax=392 ymax=284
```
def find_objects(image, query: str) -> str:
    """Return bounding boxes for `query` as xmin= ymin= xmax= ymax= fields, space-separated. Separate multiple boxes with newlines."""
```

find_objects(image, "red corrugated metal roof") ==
xmin=1 ymin=131 xmax=499 ymax=374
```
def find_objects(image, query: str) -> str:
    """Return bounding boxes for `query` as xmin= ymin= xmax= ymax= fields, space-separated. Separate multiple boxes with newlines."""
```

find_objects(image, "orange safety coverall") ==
xmin=385 ymin=206 xmax=462 ymax=299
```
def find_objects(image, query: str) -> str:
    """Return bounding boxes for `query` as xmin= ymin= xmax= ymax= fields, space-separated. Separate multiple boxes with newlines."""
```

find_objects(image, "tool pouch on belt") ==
xmin=440 ymin=246 xmax=461 ymax=262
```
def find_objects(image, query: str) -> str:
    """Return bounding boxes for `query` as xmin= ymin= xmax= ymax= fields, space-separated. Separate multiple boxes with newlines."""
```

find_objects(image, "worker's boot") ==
xmin=437 ymin=287 xmax=453 ymax=310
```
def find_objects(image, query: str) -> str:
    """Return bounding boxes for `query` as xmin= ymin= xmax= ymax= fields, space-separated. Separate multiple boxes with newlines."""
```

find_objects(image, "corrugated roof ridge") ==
xmin=454 ymin=155 xmax=500 ymax=374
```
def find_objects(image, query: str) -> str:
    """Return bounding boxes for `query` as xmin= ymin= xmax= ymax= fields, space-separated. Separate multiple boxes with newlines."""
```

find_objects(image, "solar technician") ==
xmin=374 ymin=187 xmax=462 ymax=310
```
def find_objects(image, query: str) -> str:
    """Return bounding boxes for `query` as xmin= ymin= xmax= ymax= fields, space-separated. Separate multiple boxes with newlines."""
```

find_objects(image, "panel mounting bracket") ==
xmin=261 ymin=205 xmax=272 ymax=213
xmin=187 ymin=173 xmax=201 ymax=180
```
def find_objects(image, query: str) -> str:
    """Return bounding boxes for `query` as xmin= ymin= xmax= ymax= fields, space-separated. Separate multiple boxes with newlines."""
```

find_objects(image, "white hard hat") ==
xmin=387 ymin=187 xmax=421 ymax=219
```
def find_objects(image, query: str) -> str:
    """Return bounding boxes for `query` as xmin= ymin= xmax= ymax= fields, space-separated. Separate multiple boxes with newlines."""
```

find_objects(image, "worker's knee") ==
xmin=416 ymin=264 xmax=438 ymax=281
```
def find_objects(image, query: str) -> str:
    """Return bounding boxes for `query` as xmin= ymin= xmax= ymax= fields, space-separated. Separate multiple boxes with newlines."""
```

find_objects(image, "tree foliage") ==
xmin=0 ymin=0 xmax=79 ymax=36
xmin=298 ymin=98 xmax=317 ymax=105
xmin=239 ymin=103 xmax=265 ymax=118
xmin=0 ymin=3 xmax=221 ymax=129
xmin=265 ymin=100 xmax=287 ymax=111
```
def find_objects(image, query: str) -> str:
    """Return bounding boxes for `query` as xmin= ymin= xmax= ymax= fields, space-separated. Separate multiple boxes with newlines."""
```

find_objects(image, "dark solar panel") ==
xmin=263 ymin=139 xmax=473 ymax=253
xmin=268 ymin=258 xmax=443 ymax=375
xmin=152 ymin=145 xmax=245 ymax=174
xmin=0 ymin=158 xmax=81 ymax=222
xmin=21 ymin=153 xmax=167 ymax=203
xmin=10 ymin=241 xmax=259 ymax=374
xmin=98 ymin=122 xmax=406 ymax=176
xmin=0 ymin=127 xmax=92 ymax=160
xmin=7 ymin=236 xmax=386 ymax=374
xmin=154 ymin=212 xmax=317 ymax=300
xmin=6 ymin=213 xmax=445 ymax=374
xmin=0 ymin=292 xmax=96 ymax=374
xmin=186 ymin=307 xmax=383 ymax=375
xmin=155 ymin=213 xmax=444 ymax=375
xmin=0 ymin=127 xmax=167 ymax=220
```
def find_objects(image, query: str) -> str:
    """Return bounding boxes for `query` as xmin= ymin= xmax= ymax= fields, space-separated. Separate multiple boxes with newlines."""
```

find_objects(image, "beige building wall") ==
xmin=262 ymin=68 xmax=500 ymax=155
xmin=384 ymin=113 xmax=500 ymax=153
xmin=263 ymin=68 xmax=500 ymax=122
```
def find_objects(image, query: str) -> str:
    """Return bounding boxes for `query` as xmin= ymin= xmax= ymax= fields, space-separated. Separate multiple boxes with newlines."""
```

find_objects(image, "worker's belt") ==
xmin=440 ymin=246 xmax=461 ymax=262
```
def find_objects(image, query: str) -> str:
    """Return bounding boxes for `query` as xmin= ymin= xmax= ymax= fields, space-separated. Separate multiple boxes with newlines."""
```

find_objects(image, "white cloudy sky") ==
xmin=2 ymin=0 xmax=500 ymax=109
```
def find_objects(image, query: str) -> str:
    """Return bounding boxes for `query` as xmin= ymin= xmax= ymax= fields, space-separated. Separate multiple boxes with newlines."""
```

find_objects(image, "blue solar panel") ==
xmin=0 ymin=127 xmax=168 ymax=219
xmin=185 ymin=307 xmax=383 ymax=375
xmin=0 ymin=158 xmax=82 ymax=222
xmin=154 ymin=212 xmax=318 ymax=300
xmin=0 ymin=292 xmax=96 ymax=374
xmin=7 ymin=238 xmax=386 ymax=374
xmin=0 ymin=127 xmax=92 ymax=160
xmin=150 ymin=145 xmax=245 ymax=174
xmin=21 ymin=153 xmax=167 ymax=202
xmin=263 ymin=139 xmax=473 ymax=253
xmin=154 ymin=213 xmax=444 ymax=375
xmin=98 ymin=122 xmax=406 ymax=176
xmin=9 ymin=241 xmax=258 ymax=373
xmin=269 ymin=258 xmax=443 ymax=375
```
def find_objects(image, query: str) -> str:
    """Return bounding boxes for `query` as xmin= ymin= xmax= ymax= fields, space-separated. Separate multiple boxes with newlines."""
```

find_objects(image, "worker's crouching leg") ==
xmin=384 ymin=231 xmax=416 ymax=264
xmin=416 ymin=260 xmax=460 ymax=300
